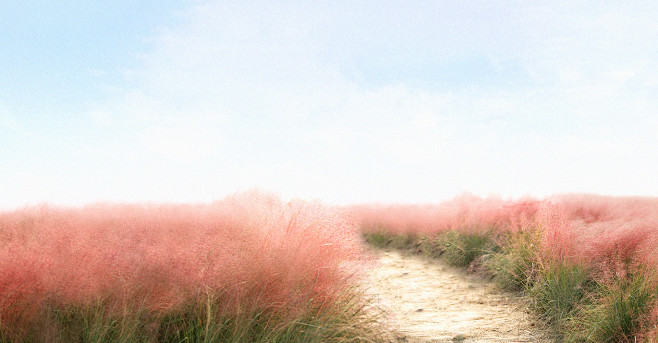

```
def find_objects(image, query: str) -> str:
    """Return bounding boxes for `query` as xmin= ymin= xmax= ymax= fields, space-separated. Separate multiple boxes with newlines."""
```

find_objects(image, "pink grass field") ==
xmin=350 ymin=193 xmax=658 ymax=281
xmin=0 ymin=191 xmax=366 ymax=331
xmin=2 ymin=191 xmax=657 ymax=338
xmin=349 ymin=193 xmax=542 ymax=236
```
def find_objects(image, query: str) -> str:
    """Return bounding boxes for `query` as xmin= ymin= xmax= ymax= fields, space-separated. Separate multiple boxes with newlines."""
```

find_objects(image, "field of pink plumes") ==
xmin=350 ymin=194 xmax=542 ymax=236
xmin=350 ymin=194 xmax=658 ymax=272
xmin=0 ymin=191 xmax=366 ymax=334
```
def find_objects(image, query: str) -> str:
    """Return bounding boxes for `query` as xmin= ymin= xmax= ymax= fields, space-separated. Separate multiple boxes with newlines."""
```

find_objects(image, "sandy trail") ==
xmin=365 ymin=250 xmax=555 ymax=343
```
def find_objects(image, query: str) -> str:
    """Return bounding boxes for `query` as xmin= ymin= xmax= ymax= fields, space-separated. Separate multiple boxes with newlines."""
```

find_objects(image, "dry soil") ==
xmin=364 ymin=249 xmax=556 ymax=343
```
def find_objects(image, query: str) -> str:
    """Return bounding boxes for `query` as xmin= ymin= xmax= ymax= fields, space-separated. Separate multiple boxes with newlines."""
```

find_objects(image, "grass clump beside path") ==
xmin=363 ymin=229 xmax=499 ymax=269
xmin=434 ymin=230 xmax=499 ymax=268
xmin=568 ymin=269 xmax=658 ymax=342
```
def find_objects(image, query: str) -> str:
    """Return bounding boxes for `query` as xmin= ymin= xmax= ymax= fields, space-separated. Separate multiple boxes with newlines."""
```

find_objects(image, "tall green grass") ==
xmin=434 ymin=231 xmax=498 ymax=268
xmin=484 ymin=230 xmax=540 ymax=291
xmin=569 ymin=271 xmax=657 ymax=342
xmin=362 ymin=231 xmax=420 ymax=251
xmin=529 ymin=262 xmax=592 ymax=330
xmin=0 ymin=288 xmax=384 ymax=343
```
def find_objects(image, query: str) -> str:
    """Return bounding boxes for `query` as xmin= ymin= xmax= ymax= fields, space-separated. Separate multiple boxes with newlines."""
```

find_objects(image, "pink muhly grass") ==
xmin=645 ymin=305 xmax=658 ymax=342
xmin=348 ymin=194 xmax=543 ymax=236
xmin=534 ymin=204 xmax=581 ymax=264
xmin=0 ymin=191 xmax=366 ymax=333
xmin=585 ymin=223 xmax=653 ymax=281
xmin=348 ymin=203 xmax=461 ymax=235
xmin=353 ymin=193 xmax=658 ymax=281
xmin=493 ymin=199 xmax=542 ymax=233
xmin=546 ymin=195 xmax=658 ymax=282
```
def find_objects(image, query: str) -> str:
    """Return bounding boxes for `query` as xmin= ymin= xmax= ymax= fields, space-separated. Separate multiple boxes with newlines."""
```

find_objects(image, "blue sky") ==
xmin=2 ymin=1 xmax=657 ymax=209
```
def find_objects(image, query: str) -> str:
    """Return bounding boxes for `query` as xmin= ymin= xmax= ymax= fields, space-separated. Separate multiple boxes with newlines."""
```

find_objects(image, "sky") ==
xmin=1 ymin=1 xmax=658 ymax=209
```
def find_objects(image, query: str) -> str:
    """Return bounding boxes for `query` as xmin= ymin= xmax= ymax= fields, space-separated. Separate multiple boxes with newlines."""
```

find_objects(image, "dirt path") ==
xmin=365 ymin=250 xmax=555 ymax=343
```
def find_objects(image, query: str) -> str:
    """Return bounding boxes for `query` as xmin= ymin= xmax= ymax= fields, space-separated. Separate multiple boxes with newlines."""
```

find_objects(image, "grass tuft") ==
xmin=418 ymin=235 xmax=443 ymax=259
xmin=362 ymin=231 xmax=420 ymax=251
xmin=484 ymin=230 xmax=540 ymax=291
xmin=362 ymin=231 xmax=393 ymax=249
xmin=529 ymin=261 xmax=592 ymax=330
xmin=571 ymin=271 xmax=657 ymax=343
xmin=435 ymin=231 xmax=499 ymax=268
